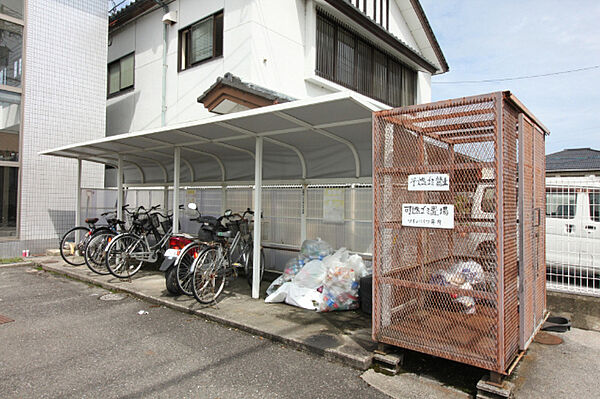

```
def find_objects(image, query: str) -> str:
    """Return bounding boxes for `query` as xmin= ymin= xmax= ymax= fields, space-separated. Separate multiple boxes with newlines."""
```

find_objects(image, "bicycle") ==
xmin=59 ymin=209 xmax=126 ymax=266
xmin=172 ymin=204 xmax=229 ymax=296
xmin=189 ymin=209 xmax=265 ymax=304
xmin=83 ymin=205 xmax=139 ymax=275
xmin=104 ymin=205 xmax=174 ymax=279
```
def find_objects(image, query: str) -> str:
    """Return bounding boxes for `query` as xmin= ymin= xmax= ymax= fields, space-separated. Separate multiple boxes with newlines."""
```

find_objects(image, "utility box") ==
xmin=372 ymin=91 xmax=548 ymax=373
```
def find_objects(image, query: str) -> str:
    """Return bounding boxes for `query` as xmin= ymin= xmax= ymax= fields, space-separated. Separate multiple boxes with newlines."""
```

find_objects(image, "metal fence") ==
xmin=372 ymin=92 xmax=547 ymax=373
xmin=79 ymin=184 xmax=373 ymax=272
xmin=545 ymin=177 xmax=600 ymax=296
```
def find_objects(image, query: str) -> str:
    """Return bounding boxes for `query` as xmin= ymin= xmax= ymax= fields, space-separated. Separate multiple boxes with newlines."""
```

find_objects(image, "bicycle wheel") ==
xmin=176 ymin=242 xmax=204 ymax=296
xmin=192 ymin=247 xmax=226 ymax=304
xmin=60 ymin=226 xmax=91 ymax=266
xmin=244 ymin=245 xmax=265 ymax=286
xmin=84 ymin=230 xmax=116 ymax=275
xmin=105 ymin=234 xmax=148 ymax=279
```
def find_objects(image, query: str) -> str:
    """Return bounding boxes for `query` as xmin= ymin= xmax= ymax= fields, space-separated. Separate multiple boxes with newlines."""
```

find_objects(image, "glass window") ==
xmin=590 ymin=191 xmax=600 ymax=222
xmin=0 ymin=1 xmax=23 ymax=20
xmin=107 ymin=53 xmax=134 ymax=96
xmin=179 ymin=11 xmax=223 ymax=71
xmin=0 ymin=19 xmax=22 ymax=88
xmin=0 ymin=165 xmax=18 ymax=238
xmin=315 ymin=13 xmax=415 ymax=107
xmin=0 ymin=89 xmax=20 ymax=161
xmin=546 ymin=190 xmax=576 ymax=219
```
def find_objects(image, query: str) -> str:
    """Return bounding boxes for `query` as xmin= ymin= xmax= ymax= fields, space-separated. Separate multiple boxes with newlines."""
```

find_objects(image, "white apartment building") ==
xmin=0 ymin=0 xmax=107 ymax=257
xmin=106 ymin=0 xmax=447 ymax=137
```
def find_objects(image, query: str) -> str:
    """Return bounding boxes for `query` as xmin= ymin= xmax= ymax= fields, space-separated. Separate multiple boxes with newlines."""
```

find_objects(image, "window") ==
xmin=546 ymin=190 xmax=576 ymax=219
xmin=108 ymin=53 xmax=134 ymax=96
xmin=179 ymin=11 xmax=223 ymax=71
xmin=590 ymin=191 xmax=599 ymax=222
xmin=316 ymin=12 xmax=417 ymax=107
xmin=0 ymin=19 xmax=23 ymax=88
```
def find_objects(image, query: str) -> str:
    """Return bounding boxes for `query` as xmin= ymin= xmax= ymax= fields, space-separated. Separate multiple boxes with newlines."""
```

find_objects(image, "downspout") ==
xmin=155 ymin=0 xmax=169 ymax=127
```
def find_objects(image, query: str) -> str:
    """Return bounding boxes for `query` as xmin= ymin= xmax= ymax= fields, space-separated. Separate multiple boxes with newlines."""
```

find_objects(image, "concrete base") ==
xmin=476 ymin=376 xmax=514 ymax=399
xmin=45 ymin=249 xmax=61 ymax=256
xmin=361 ymin=369 xmax=470 ymax=399
xmin=32 ymin=257 xmax=376 ymax=370
xmin=547 ymin=291 xmax=600 ymax=332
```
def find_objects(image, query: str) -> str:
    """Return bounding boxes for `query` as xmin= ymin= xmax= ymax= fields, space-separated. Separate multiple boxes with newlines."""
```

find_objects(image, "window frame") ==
xmin=545 ymin=189 xmax=577 ymax=219
xmin=107 ymin=52 xmax=135 ymax=98
xmin=589 ymin=191 xmax=600 ymax=223
xmin=178 ymin=10 xmax=224 ymax=72
xmin=315 ymin=12 xmax=417 ymax=107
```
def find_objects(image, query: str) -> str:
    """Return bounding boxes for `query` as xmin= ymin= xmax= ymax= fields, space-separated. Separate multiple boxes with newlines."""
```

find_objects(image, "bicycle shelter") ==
xmin=40 ymin=92 xmax=385 ymax=298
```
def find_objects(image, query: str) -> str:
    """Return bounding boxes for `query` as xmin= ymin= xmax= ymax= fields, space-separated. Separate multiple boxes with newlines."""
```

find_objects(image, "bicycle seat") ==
xmin=107 ymin=218 xmax=126 ymax=225
xmin=85 ymin=218 xmax=99 ymax=224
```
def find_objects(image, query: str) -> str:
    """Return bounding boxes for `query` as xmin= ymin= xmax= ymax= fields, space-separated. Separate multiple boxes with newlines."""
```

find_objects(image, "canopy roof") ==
xmin=41 ymin=92 xmax=385 ymax=185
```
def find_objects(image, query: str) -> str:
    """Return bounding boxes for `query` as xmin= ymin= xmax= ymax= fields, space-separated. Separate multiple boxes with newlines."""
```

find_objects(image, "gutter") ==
xmin=154 ymin=0 xmax=169 ymax=127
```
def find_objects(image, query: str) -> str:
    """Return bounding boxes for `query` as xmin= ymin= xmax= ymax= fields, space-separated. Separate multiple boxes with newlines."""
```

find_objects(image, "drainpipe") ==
xmin=155 ymin=0 xmax=169 ymax=127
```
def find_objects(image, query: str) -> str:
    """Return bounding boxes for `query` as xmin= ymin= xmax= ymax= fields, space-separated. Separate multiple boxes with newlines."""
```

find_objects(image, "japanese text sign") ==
xmin=402 ymin=204 xmax=454 ymax=229
xmin=407 ymin=173 xmax=449 ymax=191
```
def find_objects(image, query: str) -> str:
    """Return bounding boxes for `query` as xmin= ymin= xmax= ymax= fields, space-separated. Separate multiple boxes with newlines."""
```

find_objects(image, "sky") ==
xmin=420 ymin=0 xmax=600 ymax=154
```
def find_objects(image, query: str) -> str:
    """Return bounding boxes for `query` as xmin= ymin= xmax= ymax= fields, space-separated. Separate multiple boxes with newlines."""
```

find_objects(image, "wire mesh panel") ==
xmin=545 ymin=177 xmax=600 ymax=296
xmin=372 ymin=92 xmax=545 ymax=373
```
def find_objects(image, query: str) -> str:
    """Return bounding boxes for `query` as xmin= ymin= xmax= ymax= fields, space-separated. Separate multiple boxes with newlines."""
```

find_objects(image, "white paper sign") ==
xmin=407 ymin=174 xmax=450 ymax=191
xmin=323 ymin=188 xmax=345 ymax=223
xmin=402 ymin=203 xmax=454 ymax=229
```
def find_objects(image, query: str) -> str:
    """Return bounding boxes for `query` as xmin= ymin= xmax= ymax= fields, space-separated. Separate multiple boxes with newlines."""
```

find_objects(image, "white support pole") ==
xmin=173 ymin=147 xmax=180 ymax=234
xmin=252 ymin=136 xmax=263 ymax=299
xmin=221 ymin=184 xmax=227 ymax=215
xmin=75 ymin=159 xmax=82 ymax=246
xmin=117 ymin=155 xmax=124 ymax=221
xmin=163 ymin=185 xmax=169 ymax=213
xmin=300 ymin=183 xmax=307 ymax=243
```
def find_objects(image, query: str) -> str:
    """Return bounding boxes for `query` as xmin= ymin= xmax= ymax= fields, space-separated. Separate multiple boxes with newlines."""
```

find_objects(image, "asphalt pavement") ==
xmin=0 ymin=266 xmax=387 ymax=399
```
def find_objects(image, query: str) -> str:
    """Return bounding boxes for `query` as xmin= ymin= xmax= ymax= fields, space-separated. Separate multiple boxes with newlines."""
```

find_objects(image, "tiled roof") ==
xmin=546 ymin=148 xmax=600 ymax=172
xmin=197 ymin=73 xmax=296 ymax=105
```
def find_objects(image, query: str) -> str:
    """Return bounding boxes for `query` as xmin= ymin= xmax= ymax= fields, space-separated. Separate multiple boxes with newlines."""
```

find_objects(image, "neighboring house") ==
xmin=0 ymin=0 xmax=107 ymax=257
xmin=106 ymin=0 xmax=448 ymax=137
xmin=546 ymin=148 xmax=600 ymax=177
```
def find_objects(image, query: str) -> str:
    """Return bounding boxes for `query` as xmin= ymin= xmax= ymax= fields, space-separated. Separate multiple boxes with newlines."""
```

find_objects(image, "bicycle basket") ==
xmin=226 ymin=221 xmax=240 ymax=236
xmin=150 ymin=213 xmax=160 ymax=228
xmin=160 ymin=219 xmax=171 ymax=234
xmin=239 ymin=220 xmax=249 ymax=236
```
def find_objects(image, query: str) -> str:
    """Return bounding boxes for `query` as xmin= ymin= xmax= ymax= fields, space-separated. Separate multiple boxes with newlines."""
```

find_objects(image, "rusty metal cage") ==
xmin=372 ymin=91 xmax=548 ymax=373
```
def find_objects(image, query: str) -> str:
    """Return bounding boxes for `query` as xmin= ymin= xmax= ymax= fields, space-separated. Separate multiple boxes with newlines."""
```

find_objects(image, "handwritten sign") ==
xmin=402 ymin=204 xmax=454 ymax=229
xmin=407 ymin=173 xmax=449 ymax=191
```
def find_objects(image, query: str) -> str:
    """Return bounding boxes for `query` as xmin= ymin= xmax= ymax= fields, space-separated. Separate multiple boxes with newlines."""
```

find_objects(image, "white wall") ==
xmin=106 ymin=0 xmax=433 ymax=136
xmin=19 ymin=0 xmax=106 ymax=242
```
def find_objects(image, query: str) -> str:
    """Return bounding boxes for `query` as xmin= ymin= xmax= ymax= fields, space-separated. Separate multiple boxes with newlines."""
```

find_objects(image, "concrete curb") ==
xmin=34 ymin=260 xmax=372 ymax=370
xmin=0 ymin=261 xmax=34 ymax=269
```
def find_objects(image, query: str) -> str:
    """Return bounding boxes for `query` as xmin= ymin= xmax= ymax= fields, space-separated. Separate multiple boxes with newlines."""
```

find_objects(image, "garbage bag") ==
xmin=264 ymin=281 xmax=323 ymax=311
xmin=282 ymin=257 xmax=305 ymax=282
xmin=265 ymin=282 xmax=291 ymax=303
xmin=266 ymin=274 xmax=286 ymax=296
xmin=292 ymin=259 xmax=327 ymax=289
xmin=456 ymin=282 xmax=475 ymax=314
xmin=318 ymin=250 xmax=364 ymax=312
xmin=285 ymin=284 xmax=323 ymax=310
xmin=299 ymin=237 xmax=333 ymax=261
